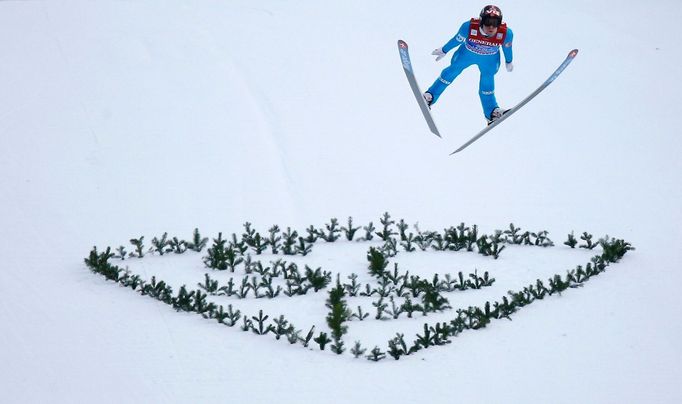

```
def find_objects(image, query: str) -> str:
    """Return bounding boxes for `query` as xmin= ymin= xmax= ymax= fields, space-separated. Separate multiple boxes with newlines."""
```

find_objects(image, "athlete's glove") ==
xmin=432 ymin=48 xmax=447 ymax=61
xmin=505 ymin=62 xmax=514 ymax=72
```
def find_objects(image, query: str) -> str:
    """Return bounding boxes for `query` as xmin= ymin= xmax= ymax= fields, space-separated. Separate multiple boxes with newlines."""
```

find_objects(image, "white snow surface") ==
xmin=1 ymin=0 xmax=681 ymax=403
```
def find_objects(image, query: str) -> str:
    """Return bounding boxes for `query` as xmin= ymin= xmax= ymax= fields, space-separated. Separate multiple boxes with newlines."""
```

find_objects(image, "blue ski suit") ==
xmin=427 ymin=20 xmax=514 ymax=119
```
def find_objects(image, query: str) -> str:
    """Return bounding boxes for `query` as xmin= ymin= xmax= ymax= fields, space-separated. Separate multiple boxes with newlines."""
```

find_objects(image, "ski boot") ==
xmin=487 ymin=107 xmax=510 ymax=125
xmin=423 ymin=92 xmax=433 ymax=108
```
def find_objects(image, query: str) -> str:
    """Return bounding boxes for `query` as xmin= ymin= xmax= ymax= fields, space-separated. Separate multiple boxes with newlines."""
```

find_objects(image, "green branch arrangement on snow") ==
xmin=369 ymin=236 xmax=633 ymax=360
xmin=84 ymin=213 xmax=634 ymax=362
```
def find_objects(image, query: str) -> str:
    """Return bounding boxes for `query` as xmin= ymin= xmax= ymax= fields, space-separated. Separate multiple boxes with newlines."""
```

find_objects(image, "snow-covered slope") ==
xmin=1 ymin=1 xmax=681 ymax=403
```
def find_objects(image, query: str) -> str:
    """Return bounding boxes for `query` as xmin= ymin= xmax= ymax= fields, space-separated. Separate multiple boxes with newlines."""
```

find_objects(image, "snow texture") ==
xmin=1 ymin=0 xmax=681 ymax=403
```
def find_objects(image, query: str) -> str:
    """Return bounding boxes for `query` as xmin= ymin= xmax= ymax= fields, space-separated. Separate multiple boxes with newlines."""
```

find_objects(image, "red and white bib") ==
xmin=466 ymin=18 xmax=507 ymax=50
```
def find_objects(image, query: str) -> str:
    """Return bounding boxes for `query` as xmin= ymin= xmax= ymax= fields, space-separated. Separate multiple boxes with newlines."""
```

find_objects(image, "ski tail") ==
xmin=398 ymin=40 xmax=442 ymax=138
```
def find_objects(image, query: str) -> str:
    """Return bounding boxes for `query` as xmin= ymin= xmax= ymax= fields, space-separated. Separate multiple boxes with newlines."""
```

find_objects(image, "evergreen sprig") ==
xmin=187 ymin=228 xmax=209 ymax=252
xmin=151 ymin=232 xmax=171 ymax=255
xmin=367 ymin=247 xmax=388 ymax=277
xmin=326 ymin=276 xmax=351 ymax=354
xmin=564 ymin=231 xmax=578 ymax=248
xmin=319 ymin=218 xmax=341 ymax=242
xmin=341 ymin=217 xmax=361 ymax=241
xmin=130 ymin=236 xmax=145 ymax=258
xmin=376 ymin=212 xmax=397 ymax=241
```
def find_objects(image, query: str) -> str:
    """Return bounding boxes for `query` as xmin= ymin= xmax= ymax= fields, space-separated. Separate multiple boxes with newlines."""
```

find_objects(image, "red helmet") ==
xmin=480 ymin=5 xmax=503 ymax=27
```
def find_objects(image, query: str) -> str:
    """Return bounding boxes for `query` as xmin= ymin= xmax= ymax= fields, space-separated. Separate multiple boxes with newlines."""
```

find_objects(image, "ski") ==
xmin=450 ymin=48 xmax=579 ymax=155
xmin=397 ymin=40 xmax=441 ymax=138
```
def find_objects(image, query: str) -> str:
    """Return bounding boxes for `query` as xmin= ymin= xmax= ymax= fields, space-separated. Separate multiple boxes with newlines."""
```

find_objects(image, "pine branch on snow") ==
xmin=300 ymin=326 xmax=316 ymax=347
xmin=202 ymin=233 xmax=232 ymax=270
xmin=150 ymin=232 xmax=171 ymax=255
xmin=350 ymin=341 xmax=367 ymax=358
xmin=314 ymin=332 xmax=331 ymax=350
xmin=187 ymin=228 xmax=208 ymax=252
xmin=319 ymin=217 xmax=341 ymax=242
xmin=268 ymin=225 xmax=282 ymax=254
xmin=341 ymin=216 xmax=360 ymax=241
xmin=343 ymin=273 xmax=361 ymax=297
xmin=326 ymin=276 xmax=350 ymax=354
xmin=366 ymin=247 xmax=388 ymax=278
xmin=295 ymin=237 xmax=313 ymax=256
xmin=129 ymin=236 xmax=145 ymax=258
xmin=114 ymin=245 xmax=128 ymax=260
xmin=360 ymin=222 xmax=376 ymax=241
xmin=251 ymin=310 xmax=274 ymax=335
xmin=376 ymin=212 xmax=397 ymax=241
xmin=397 ymin=219 xmax=409 ymax=241
xmin=272 ymin=315 xmax=293 ymax=340
xmin=168 ymin=237 xmax=187 ymax=254
xmin=304 ymin=265 xmax=331 ymax=292
xmin=351 ymin=305 xmax=369 ymax=321
xmin=365 ymin=346 xmax=386 ymax=362
xmin=172 ymin=285 xmax=195 ymax=312
xmin=304 ymin=226 xmax=319 ymax=243
xmin=579 ymin=232 xmax=598 ymax=249
xmin=282 ymin=227 xmax=298 ymax=255
xmin=197 ymin=273 xmax=219 ymax=294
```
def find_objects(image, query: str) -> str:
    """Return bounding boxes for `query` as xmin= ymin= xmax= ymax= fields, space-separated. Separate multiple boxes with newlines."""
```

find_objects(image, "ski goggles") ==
xmin=481 ymin=17 xmax=502 ymax=27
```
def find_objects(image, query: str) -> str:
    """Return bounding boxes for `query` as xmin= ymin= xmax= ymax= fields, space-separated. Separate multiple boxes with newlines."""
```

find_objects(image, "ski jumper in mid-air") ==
xmin=424 ymin=5 xmax=514 ymax=124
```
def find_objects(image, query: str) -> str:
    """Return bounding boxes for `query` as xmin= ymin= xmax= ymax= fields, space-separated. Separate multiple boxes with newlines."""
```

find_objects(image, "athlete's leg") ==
xmin=427 ymin=51 xmax=472 ymax=104
xmin=478 ymin=58 xmax=501 ymax=118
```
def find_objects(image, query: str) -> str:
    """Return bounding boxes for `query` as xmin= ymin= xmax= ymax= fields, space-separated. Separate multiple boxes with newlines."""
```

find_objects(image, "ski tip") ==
xmin=569 ymin=49 xmax=579 ymax=57
xmin=398 ymin=39 xmax=408 ymax=49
